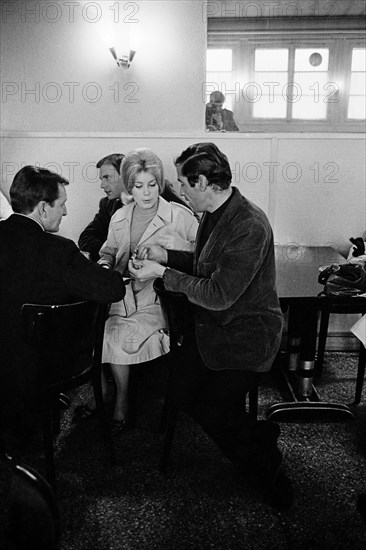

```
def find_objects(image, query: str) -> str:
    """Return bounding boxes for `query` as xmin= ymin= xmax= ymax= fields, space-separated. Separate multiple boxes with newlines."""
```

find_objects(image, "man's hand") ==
xmin=128 ymin=259 xmax=166 ymax=281
xmin=135 ymin=244 xmax=168 ymax=264
xmin=158 ymin=233 xmax=194 ymax=252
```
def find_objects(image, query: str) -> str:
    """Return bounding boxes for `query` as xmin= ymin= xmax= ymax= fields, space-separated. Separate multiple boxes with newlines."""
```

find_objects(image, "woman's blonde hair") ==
xmin=121 ymin=148 xmax=165 ymax=194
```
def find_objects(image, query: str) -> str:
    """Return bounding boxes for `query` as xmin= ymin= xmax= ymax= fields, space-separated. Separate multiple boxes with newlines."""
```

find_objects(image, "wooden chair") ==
xmin=153 ymin=278 xmax=259 ymax=474
xmin=6 ymin=462 xmax=60 ymax=550
xmin=21 ymin=301 xmax=115 ymax=490
xmin=316 ymin=295 xmax=366 ymax=404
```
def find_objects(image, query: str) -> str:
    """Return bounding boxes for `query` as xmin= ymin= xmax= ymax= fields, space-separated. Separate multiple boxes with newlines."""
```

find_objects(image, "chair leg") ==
xmin=42 ymin=409 xmax=56 ymax=491
xmin=248 ymin=386 xmax=258 ymax=419
xmin=354 ymin=344 xmax=366 ymax=405
xmin=128 ymin=369 xmax=138 ymax=429
xmin=93 ymin=375 xmax=116 ymax=466
xmin=159 ymin=398 xmax=170 ymax=433
xmin=316 ymin=310 xmax=330 ymax=376
xmin=159 ymin=405 xmax=178 ymax=475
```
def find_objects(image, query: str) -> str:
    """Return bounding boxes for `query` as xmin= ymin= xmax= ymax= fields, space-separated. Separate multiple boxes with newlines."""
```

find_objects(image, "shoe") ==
xmin=110 ymin=417 xmax=130 ymax=436
xmin=266 ymin=466 xmax=294 ymax=511
xmin=357 ymin=493 xmax=366 ymax=524
xmin=72 ymin=404 xmax=97 ymax=423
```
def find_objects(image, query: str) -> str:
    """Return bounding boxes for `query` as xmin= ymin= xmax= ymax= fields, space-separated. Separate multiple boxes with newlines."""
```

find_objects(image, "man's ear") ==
xmin=38 ymin=201 xmax=48 ymax=218
xmin=197 ymin=175 xmax=208 ymax=191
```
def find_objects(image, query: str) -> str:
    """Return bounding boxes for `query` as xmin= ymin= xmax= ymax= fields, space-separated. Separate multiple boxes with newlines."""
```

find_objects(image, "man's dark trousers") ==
xmin=167 ymin=337 xmax=281 ymax=481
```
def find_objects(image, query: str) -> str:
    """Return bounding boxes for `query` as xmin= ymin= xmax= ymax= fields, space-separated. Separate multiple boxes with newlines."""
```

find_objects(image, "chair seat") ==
xmin=7 ymin=462 xmax=60 ymax=549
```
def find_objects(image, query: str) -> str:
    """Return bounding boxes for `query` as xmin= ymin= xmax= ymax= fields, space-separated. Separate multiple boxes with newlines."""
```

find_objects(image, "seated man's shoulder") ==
xmin=43 ymin=231 xmax=77 ymax=250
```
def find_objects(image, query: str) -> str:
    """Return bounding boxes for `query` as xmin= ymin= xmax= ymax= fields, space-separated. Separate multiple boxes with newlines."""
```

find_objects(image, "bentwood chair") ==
xmin=6 ymin=462 xmax=60 ymax=550
xmin=21 ymin=301 xmax=114 ymax=489
xmin=316 ymin=295 xmax=366 ymax=404
xmin=153 ymin=278 xmax=259 ymax=474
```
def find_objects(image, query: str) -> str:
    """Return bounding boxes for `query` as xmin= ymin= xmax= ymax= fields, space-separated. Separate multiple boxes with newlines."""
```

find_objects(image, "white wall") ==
xmin=0 ymin=0 xmax=206 ymax=133
xmin=1 ymin=133 xmax=364 ymax=259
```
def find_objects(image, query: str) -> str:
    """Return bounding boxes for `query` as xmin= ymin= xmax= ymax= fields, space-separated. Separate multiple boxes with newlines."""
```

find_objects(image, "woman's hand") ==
xmin=128 ymin=259 xmax=166 ymax=281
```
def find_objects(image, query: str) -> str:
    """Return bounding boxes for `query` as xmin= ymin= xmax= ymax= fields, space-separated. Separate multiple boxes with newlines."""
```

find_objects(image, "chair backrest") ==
xmin=6 ymin=463 xmax=60 ymax=550
xmin=21 ymin=301 xmax=107 ymax=383
xmin=153 ymin=278 xmax=194 ymax=352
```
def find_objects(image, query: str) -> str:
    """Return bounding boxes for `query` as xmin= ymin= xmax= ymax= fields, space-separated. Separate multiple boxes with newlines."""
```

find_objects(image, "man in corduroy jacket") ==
xmin=130 ymin=143 xmax=293 ymax=510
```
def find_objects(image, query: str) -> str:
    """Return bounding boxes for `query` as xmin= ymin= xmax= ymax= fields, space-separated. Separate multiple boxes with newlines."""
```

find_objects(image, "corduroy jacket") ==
xmin=164 ymin=187 xmax=283 ymax=372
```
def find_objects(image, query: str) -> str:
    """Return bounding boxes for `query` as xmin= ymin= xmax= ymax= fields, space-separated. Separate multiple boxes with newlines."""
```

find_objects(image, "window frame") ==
xmin=207 ymin=17 xmax=366 ymax=132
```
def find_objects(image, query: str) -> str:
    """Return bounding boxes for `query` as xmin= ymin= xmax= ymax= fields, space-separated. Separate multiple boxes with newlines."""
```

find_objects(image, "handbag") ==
xmin=318 ymin=263 xmax=366 ymax=297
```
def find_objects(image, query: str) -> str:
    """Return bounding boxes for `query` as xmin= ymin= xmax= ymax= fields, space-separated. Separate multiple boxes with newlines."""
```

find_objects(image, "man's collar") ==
xmin=13 ymin=213 xmax=45 ymax=231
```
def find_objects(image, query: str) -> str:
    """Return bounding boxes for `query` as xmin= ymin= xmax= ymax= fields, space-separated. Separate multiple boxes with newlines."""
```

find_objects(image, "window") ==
xmin=207 ymin=17 xmax=366 ymax=132
xmin=206 ymin=48 xmax=234 ymax=110
xmin=348 ymin=48 xmax=366 ymax=120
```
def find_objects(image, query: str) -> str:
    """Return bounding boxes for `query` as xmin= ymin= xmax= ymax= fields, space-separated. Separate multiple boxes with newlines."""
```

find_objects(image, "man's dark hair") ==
xmin=10 ymin=166 xmax=69 ymax=214
xmin=209 ymin=91 xmax=225 ymax=104
xmin=96 ymin=153 xmax=125 ymax=174
xmin=175 ymin=142 xmax=232 ymax=189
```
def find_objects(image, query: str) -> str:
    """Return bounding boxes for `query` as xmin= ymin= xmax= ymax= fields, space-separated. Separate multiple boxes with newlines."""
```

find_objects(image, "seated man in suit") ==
xmin=0 ymin=165 xmax=126 ymax=454
xmin=205 ymin=91 xmax=239 ymax=132
xmin=129 ymin=142 xmax=293 ymax=510
xmin=78 ymin=153 xmax=193 ymax=261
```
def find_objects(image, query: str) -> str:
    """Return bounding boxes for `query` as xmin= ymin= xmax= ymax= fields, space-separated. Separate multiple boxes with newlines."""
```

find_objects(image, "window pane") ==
xmin=254 ymin=71 xmax=288 ymax=91
xmin=351 ymin=48 xmax=366 ymax=71
xmin=253 ymin=95 xmax=287 ymax=118
xmin=255 ymin=49 xmax=288 ymax=71
xmin=294 ymin=72 xmax=329 ymax=99
xmin=350 ymin=73 xmax=366 ymax=96
xmin=292 ymin=96 xmax=327 ymax=119
xmin=295 ymin=49 xmax=329 ymax=71
xmin=348 ymin=96 xmax=366 ymax=119
xmin=207 ymin=49 xmax=232 ymax=71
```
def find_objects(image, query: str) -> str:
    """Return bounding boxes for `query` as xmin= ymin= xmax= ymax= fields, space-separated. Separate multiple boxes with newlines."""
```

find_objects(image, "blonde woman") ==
xmin=98 ymin=148 xmax=198 ymax=433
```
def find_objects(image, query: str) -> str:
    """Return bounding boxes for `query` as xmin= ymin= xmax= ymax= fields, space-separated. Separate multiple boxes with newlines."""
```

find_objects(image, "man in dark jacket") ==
xmin=0 ymin=166 xmax=126 ymax=450
xmin=78 ymin=153 xmax=191 ymax=261
xmin=130 ymin=143 xmax=293 ymax=510
xmin=206 ymin=91 xmax=239 ymax=132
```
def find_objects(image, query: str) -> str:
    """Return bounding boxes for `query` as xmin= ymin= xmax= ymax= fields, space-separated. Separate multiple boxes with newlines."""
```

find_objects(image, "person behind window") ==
xmin=205 ymin=91 xmax=239 ymax=132
xmin=73 ymin=149 xmax=198 ymax=434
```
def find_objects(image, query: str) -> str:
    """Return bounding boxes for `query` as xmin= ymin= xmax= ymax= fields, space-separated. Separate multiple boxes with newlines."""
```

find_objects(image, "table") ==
xmin=266 ymin=245 xmax=366 ymax=422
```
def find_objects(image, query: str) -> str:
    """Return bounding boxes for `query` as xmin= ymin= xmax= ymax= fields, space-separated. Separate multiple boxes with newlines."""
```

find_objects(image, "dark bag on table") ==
xmin=318 ymin=263 xmax=366 ymax=297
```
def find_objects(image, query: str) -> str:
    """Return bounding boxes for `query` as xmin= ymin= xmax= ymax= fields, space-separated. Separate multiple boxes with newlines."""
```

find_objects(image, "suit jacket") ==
xmin=164 ymin=187 xmax=283 ymax=373
xmin=78 ymin=181 xmax=193 ymax=262
xmin=205 ymin=106 xmax=240 ymax=132
xmin=0 ymin=214 xmax=126 ymax=420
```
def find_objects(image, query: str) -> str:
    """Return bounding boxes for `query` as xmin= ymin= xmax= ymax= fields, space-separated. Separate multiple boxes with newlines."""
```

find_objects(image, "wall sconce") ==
xmin=109 ymin=47 xmax=136 ymax=68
